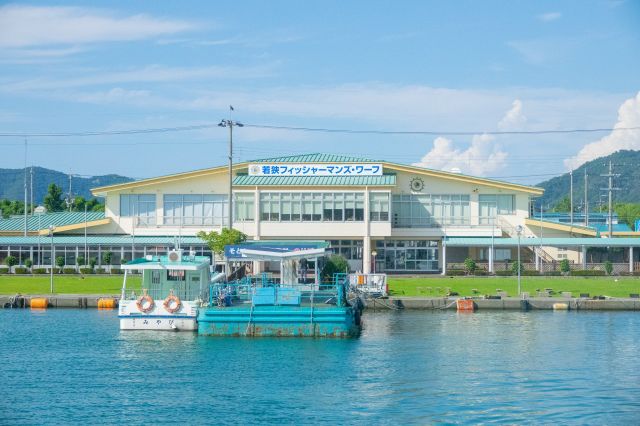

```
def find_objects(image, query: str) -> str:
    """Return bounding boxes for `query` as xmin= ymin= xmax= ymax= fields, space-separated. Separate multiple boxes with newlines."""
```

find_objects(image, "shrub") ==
xmin=604 ymin=261 xmax=613 ymax=276
xmin=55 ymin=256 xmax=65 ymax=270
xmin=63 ymin=267 xmax=77 ymax=274
xmin=13 ymin=267 xmax=29 ymax=274
xmin=511 ymin=261 xmax=524 ymax=275
xmin=446 ymin=269 xmax=466 ymax=276
xmin=32 ymin=268 xmax=47 ymax=274
xmin=320 ymin=254 xmax=349 ymax=282
xmin=102 ymin=251 xmax=112 ymax=266
xmin=463 ymin=258 xmax=477 ymax=275
xmin=572 ymin=270 xmax=606 ymax=276
xmin=560 ymin=259 xmax=570 ymax=274
xmin=76 ymin=255 xmax=85 ymax=266
xmin=0 ymin=266 xmax=9 ymax=274
xmin=95 ymin=268 xmax=106 ymax=274
xmin=495 ymin=270 xmax=513 ymax=276
xmin=4 ymin=255 xmax=17 ymax=270
xmin=89 ymin=257 xmax=97 ymax=269
xmin=522 ymin=270 xmax=540 ymax=276
xmin=25 ymin=259 xmax=33 ymax=269
xmin=111 ymin=268 xmax=124 ymax=274
xmin=79 ymin=267 xmax=94 ymax=274
xmin=543 ymin=271 xmax=562 ymax=276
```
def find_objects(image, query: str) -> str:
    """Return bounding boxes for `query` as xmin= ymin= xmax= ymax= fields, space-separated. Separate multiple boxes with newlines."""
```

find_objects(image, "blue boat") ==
xmin=197 ymin=246 xmax=362 ymax=337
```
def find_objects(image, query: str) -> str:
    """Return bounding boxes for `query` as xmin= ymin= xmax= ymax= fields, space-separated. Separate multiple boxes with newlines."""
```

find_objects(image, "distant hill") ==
xmin=0 ymin=167 xmax=133 ymax=203
xmin=536 ymin=150 xmax=640 ymax=210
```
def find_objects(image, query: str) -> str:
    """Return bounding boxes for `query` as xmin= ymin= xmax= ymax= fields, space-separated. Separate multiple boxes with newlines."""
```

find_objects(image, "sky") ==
xmin=0 ymin=0 xmax=639 ymax=184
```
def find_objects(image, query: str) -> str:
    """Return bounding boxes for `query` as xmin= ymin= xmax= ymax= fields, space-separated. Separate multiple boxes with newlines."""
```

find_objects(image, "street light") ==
xmin=218 ymin=118 xmax=244 ymax=229
xmin=371 ymin=249 xmax=378 ymax=274
xmin=515 ymin=224 xmax=523 ymax=296
xmin=49 ymin=225 xmax=55 ymax=293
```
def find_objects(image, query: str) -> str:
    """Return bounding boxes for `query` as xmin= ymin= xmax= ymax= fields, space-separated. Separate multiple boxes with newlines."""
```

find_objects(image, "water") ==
xmin=1 ymin=309 xmax=639 ymax=425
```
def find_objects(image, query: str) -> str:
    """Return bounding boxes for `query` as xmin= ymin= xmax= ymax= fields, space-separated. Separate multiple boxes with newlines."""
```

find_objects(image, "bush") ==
xmin=4 ymin=255 xmax=17 ymax=270
xmin=560 ymin=259 xmax=570 ymax=274
xmin=522 ymin=270 xmax=540 ymax=276
xmin=604 ymin=261 xmax=613 ymax=276
xmin=13 ymin=267 xmax=29 ymax=274
xmin=95 ymin=268 xmax=107 ymax=274
xmin=25 ymin=259 xmax=33 ymax=269
xmin=320 ymin=254 xmax=349 ymax=282
xmin=572 ymin=270 xmax=606 ymax=276
xmin=89 ymin=257 xmax=97 ymax=269
xmin=55 ymin=256 xmax=65 ymax=270
xmin=76 ymin=255 xmax=85 ymax=266
xmin=102 ymin=251 xmax=112 ymax=266
xmin=446 ymin=269 xmax=466 ymax=276
xmin=0 ymin=266 xmax=9 ymax=274
xmin=79 ymin=267 xmax=94 ymax=274
xmin=495 ymin=270 xmax=513 ymax=276
xmin=543 ymin=271 xmax=562 ymax=276
xmin=511 ymin=261 xmax=524 ymax=275
xmin=111 ymin=268 xmax=124 ymax=274
xmin=32 ymin=268 xmax=47 ymax=274
xmin=63 ymin=267 xmax=77 ymax=274
xmin=463 ymin=258 xmax=477 ymax=275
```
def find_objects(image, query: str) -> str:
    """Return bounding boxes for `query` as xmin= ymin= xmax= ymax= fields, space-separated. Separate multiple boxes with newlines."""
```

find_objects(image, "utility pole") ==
xmin=66 ymin=174 xmax=73 ymax=212
xmin=569 ymin=169 xmax=573 ymax=227
xmin=584 ymin=169 xmax=588 ymax=227
xmin=218 ymin=107 xmax=243 ymax=229
xmin=30 ymin=166 xmax=33 ymax=215
xmin=24 ymin=139 xmax=27 ymax=237
xmin=601 ymin=160 xmax=620 ymax=238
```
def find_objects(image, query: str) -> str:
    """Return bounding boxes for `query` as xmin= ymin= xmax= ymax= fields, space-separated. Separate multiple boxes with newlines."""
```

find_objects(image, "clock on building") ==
xmin=409 ymin=177 xmax=424 ymax=192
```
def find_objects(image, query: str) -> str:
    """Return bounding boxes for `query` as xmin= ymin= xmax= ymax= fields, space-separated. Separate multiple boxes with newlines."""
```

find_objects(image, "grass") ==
xmin=0 ymin=275 xmax=141 ymax=295
xmin=389 ymin=276 xmax=640 ymax=298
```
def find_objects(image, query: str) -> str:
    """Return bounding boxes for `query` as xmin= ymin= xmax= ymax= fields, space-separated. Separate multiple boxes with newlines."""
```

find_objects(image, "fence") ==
xmin=447 ymin=261 xmax=637 ymax=274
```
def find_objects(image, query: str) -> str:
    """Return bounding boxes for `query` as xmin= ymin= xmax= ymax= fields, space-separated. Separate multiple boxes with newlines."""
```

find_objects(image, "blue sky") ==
xmin=0 ymin=1 xmax=639 ymax=184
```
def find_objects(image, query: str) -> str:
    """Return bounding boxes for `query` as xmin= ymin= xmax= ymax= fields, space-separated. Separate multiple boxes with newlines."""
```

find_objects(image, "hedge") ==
xmin=111 ymin=269 xmax=124 ymax=275
xmin=79 ymin=268 xmax=94 ymax=274
xmin=63 ymin=268 xmax=77 ymax=274
xmin=32 ymin=268 xmax=47 ymax=274
xmin=0 ymin=267 xmax=8 ymax=274
xmin=446 ymin=269 xmax=466 ymax=276
xmin=95 ymin=268 xmax=107 ymax=274
xmin=571 ymin=270 xmax=606 ymax=276
xmin=13 ymin=267 xmax=29 ymax=274
xmin=495 ymin=270 xmax=513 ymax=276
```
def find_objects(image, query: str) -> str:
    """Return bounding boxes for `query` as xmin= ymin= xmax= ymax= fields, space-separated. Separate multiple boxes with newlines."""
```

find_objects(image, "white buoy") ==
xmin=553 ymin=302 xmax=569 ymax=311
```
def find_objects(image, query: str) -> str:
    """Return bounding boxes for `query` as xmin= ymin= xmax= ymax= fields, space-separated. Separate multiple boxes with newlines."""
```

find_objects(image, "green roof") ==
xmin=0 ymin=235 xmax=203 ymax=245
xmin=0 ymin=211 xmax=106 ymax=232
xmin=446 ymin=237 xmax=640 ymax=247
xmin=252 ymin=153 xmax=378 ymax=163
xmin=126 ymin=255 xmax=210 ymax=266
xmin=233 ymin=174 xmax=396 ymax=186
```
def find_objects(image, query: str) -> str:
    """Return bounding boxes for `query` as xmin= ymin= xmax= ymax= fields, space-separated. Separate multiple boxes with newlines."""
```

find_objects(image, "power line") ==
xmin=0 ymin=123 xmax=219 ymax=137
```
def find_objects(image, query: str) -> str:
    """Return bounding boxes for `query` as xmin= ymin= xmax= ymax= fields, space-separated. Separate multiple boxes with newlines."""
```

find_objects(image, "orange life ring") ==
xmin=163 ymin=291 xmax=181 ymax=314
xmin=136 ymin=291 xmax=155 ymax=313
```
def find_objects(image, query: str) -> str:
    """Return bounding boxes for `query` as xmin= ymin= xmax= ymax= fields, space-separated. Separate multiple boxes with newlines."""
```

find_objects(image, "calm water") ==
xmin=1 ymin=309 xmax=639 ymax=425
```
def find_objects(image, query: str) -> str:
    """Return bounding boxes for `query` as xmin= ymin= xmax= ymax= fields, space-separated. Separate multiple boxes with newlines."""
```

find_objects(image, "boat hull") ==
xmin=119 ymin=300 xmax=198 ymax=331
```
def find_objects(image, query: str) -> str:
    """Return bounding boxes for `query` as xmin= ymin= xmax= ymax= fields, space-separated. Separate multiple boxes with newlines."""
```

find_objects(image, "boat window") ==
xmin=167 ymin=270 xmax=185 ymax=281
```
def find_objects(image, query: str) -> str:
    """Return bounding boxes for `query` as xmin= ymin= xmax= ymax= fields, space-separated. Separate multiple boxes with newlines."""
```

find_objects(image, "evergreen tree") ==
xmin=43 ymin=184 xmax=64 ymax=212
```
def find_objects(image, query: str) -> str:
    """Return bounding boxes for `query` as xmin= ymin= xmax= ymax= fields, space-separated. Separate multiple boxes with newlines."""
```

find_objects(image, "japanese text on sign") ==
xmin=248 ymin=163 xmax=383 ymax=177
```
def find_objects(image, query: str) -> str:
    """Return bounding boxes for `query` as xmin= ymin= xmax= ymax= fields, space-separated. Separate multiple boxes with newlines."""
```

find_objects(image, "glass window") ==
xmin=234 ymin=193 xmax=254 ymax=222
xmin=120 ymin=194 xmax=156 ymax=225
xmin=391 ymin=194 xmax=469 ymax=228
xmin=479 ymin=194 xmax=514 ymax=224
xmin=258 ymin=192 xmax=366 ymax=222
xmin=163 ymin=194 xmax=228 ymax=226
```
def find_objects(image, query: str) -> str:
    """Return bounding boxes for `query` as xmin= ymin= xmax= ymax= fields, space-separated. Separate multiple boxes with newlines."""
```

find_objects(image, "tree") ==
xmin=89 ymin=257 xmax=97 ymax=270
xmin=604 ymin=260 xmax=613 ymax=276
xmin=511 ymin=260 xmax=524 ymax=275
xmin=76 ymin=255 xmax=86 ymax=266
xmin=197 ymin=228 xmax=247 ymax=258
xmin=560 ymin=259 xmax=570 ymax=274
xmin=320 ymin=254 xmax=349 ymax=282
xmin=5 ymin=255 xmax=17 ymax=272
xmin=102 ymin=251 xmax=112 ymax=266
xmin=0 ymin=199 xmax=26 ymax=219
xmin=463 ymin=258 xmax=477 ymax=275
xmin=614 ymin=203 xmax=640 ymax=229
xmin=25 ymin=259 xmax=33 ymax=270
xmin=551 ymin=196 xmax=573 ymax=213
xmin=43 ymin=184 xmax=64 ymax=212
xmin=55 ymin=256 xmax=65 ymax=271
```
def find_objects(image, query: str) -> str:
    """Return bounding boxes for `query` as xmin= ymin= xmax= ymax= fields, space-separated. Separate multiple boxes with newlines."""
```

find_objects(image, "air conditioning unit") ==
xmin=168 ymin=249 xmax=183 ymax=263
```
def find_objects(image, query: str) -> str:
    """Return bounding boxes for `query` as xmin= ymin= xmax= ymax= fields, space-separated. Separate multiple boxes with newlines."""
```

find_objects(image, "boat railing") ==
xmin=208 ymin=273 xmax=349 ymax=307
xmin=346 ymin=273 xmax=388 ymax=296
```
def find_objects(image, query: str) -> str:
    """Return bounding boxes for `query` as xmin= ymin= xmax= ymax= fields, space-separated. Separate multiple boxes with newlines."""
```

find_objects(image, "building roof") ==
xmin=0 ymin=212 xmax=110 ymax=236
xmin=0 ymin=235 xmax=203 ymax=245
xmin=233 ymin=174 xmax=396 ymax=186
xmin=446 ymin=237 xmax=640 ymax=247
xmin=91 ymin=152 xmax=543 ymax=196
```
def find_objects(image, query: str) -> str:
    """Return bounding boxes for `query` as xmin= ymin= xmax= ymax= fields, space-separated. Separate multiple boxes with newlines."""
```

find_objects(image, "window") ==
xmin=479 ymin=194 xmax=515 ymax=224
xmin=374 ymin=240 xmax=439 ymax=271
xmin=163 ymin=194 xmax=228 ymax=226
xmin=391 ymin=194 xmax=470 ymax=228
xmin=259 ymin=192 xmax=366 ymax=222
xmin=329 ymin=240 xmax=363 ymax=260
xmin=234 ymin=193 xmax=254 ymax=221
xmin=120 ymin=194 xmax=156 ymax=225
xmin=370 ymin=193 xmax=390 ymax=221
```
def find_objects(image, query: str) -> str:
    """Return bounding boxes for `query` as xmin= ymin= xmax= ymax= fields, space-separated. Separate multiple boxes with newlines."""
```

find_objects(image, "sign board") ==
xmin=248 ymin=163 xmax=383 ymax=177
xmin=225 ymin=243 xmax=322 ymax=259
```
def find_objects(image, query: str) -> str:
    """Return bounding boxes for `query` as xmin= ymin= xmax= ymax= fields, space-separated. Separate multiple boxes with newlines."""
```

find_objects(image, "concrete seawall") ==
xmin=1 ymin=294 xmax=120 ymax=309
xmin=365 ymin=297 xmax=640 ymax=311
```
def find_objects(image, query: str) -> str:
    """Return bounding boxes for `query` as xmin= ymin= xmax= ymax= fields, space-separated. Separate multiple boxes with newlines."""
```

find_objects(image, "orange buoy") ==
xmin=456 ymin=299 xmax=476 ymax=312
xmin=30 ymin=298 xmax=48 ymax=309
xmin=357 ymin=275 xmax=365 ymax=285
xmin=97 ymin=298 xmax=117 ymax=310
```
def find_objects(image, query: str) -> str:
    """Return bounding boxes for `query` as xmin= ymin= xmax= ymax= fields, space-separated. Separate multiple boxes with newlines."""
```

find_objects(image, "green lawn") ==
xmin=389 ymin=276 xmax=640 ymax=298
xmin=0 ymin=275 xmax=141 ymax=295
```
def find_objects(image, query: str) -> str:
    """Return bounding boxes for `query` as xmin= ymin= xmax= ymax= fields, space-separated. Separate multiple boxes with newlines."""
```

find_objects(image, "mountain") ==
xmin=536 ymin=150 xmax=640 ymax=210
xmin=0 ymin=167 xmax=133 ymax=203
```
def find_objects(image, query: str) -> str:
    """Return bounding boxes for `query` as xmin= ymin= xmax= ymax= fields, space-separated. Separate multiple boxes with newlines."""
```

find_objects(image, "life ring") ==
xmin=163 ymin=291 xmax=181 ymax=314
xmin=136 ymin=290 xmax=154 ymax=313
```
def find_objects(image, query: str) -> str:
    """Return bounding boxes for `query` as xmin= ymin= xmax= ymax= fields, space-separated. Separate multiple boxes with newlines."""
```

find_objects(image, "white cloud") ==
xmin=564 ymin=91 xmax=640 ymax=170
xmin=498 ymin=99 xmax=527 ymax=130
xmin=0 ymin=5 xmax=195 ymax=48
xmin=537 ymin=12 xmax=562 ymax=22
xmin=412 ymin=134 xmax=508 ymax=176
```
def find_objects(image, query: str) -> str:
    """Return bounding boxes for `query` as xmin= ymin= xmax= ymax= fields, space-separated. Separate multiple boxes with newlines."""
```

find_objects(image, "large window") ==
xmin=120 ymin=194 xmax=156 ymax=225
xmin=369 ymin=192 xmax=390 ymax=221
xmin=163 ymin=194 xmax=228 ymax=226
xmin=234 ymin=193 xmax=255 ymax=222
xmin=479 ymin=194 xmax=515 ymax=224
xmin=392 ymin=194 xmax=470 ymax=228
xmin=375 ymin=240 xmax=439 ymax=272
xmin=329 ymin=240 xmax=363 ymax=260
xmin=260 ymin=192 xmax=365 ymax=222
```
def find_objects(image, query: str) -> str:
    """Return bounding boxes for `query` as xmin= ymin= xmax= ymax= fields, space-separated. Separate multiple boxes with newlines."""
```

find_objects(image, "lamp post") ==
xmin=515 ymin=225 xmax=523 ymax=296
xmin=49 ymin=225 xmax=55 ymax=293
xmin=218 ymin=117 xmax=244 ymax=229
xmin=371 ymin=249 xmax=378 ymax=274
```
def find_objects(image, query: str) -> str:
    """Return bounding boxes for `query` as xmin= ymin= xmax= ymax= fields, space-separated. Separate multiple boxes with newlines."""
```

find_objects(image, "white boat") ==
xmin=118 ymin=250 xmax=210 ymax=331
